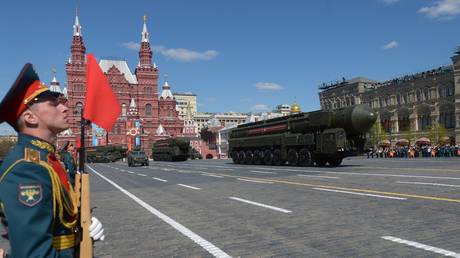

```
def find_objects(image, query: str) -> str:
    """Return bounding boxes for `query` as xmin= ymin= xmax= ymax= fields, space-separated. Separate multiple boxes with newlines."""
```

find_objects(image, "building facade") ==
xmin=59 ymin=14 xmax=183 ymax=153
xmin=319 ymin=50 xmax=460 ymax=143
xmin=194 ymin=112 xmax=248 ymax=132
xmin=173 ymin=92 xmax=197 ymax=120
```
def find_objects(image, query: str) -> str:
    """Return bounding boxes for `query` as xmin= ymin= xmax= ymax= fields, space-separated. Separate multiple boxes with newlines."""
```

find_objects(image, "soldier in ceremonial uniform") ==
xmin=0 ymin=63 xmax=105 ymax=257
xmin=61 ymin=142 xmax=77 ymax=187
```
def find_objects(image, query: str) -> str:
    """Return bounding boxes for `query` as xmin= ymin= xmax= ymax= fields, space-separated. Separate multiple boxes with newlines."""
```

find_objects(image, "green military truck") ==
xmin=152 ymin=137 xmax=190 ymax=161
xmin=127 ymin=150 xmax=149 ymax=167
xmin=228 ymin=104 xmax=376 ymax=167
xmin=86 ymin=144 xmax=127 ymax=163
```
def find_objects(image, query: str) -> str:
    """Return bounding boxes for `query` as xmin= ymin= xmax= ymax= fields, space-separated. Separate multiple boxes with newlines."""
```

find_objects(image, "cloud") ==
xmin=251 ymin=104 xmax=270 ymax=111
xmin=153 ymin=45 xmax=218 ymax=62
xmin=207 ymin=97 xmax=217 ymax=102
xmin=382 ymin=0 xmax=400 ymax=4
xmin=122 ymin=43 xmax=218 ymax=62
xmin=255 ymin=82 xmax=284 ymax=91
xmin=418 ymin=0 xmax=460 ymax=20
xmin=383 ymin=40 xmax=399 ymax=50
xmin=121 ymin=41 xmax=140 ymax=50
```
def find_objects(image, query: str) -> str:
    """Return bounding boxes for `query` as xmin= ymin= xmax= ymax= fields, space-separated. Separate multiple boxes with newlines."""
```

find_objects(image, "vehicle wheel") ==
xmin=253 ymin=150 xmax=262 ymax=165
xmin=245 ymin=150 xmax=253 ymax=165
xmin=315 ymin=156 xmax=327 ymax=167
xmin=299 ymin=148 xmax=312 ymax=166
xmin=263 ymin=150 xmax=273 ymax=165
xmin=328 ymin=157 xmax=342 ymax=167
xmin=231 ymin=151 xmax=239 ymax=164
xmin=273 ymin=149 xmax=282 ymax=166
xmin=238 ymin=151 xmax=246 ymax=164
xmin=287 ymin=149 xmax=298 ymax=166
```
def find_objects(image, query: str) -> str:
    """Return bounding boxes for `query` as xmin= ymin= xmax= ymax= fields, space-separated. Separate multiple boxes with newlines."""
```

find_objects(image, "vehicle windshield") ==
xmin=132 ymin=151 xmax=145 ymax=155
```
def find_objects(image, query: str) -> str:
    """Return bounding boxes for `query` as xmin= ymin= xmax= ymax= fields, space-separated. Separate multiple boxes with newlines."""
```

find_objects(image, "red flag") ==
xmin=75 ymin=136 xmax=81 ymax=149
xmin=83 ymin=54 xmax=121 ymax=131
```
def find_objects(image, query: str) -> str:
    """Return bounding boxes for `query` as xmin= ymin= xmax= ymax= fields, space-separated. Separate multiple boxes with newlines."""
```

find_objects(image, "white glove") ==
xmin=89 ymin=216 xmax=105 ymax=241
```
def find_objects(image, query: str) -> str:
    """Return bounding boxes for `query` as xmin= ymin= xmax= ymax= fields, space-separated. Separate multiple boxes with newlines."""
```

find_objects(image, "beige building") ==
xmin=274 ymin=104 xmax=291 ymax=116
xmin=173 ymin=92 xmax=197 ymax=120
xmin=194 ymin=112 xmax=248 ymax=132
xmin=319 ymin=50 xmax=460 ymax=143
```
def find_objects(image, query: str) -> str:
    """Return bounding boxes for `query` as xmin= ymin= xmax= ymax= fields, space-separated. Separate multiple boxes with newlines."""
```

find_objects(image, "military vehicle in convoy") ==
xmin=190 ymin=148 xmax=203 ymax=160
xmin=127 ymin=150 xmax=149 ymax=167
xmin=86 ymin=144 xmax=128 ymax=163
xmin=152 ymin=137 xmax=190 ymax=161
xmin=228 ymin=104 xmax=376 ymax=167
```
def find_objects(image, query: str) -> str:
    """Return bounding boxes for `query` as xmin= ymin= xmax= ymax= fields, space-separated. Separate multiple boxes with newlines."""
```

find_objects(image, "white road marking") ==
xmin=382 ymin=236 xmax=460 ymax=257
xmin=229 ymin=197 xmax=292 ymax=214
xmin=152 ymin=177 xmax=167 ymax=182
xmin=120 ymin=169 xmax=125 ymax=172
xmin=286 ymin=169 xmax=460 ymax=181
xmin=87 ymin=166 xmax=230 ymax=258
xmin=217 ymin=168 xmax=234 ymax=171
xmin=201 ymin=174 xmax=224 ymax=178
xmin=177 ymin=184 xmax=201 ymax=190
xmin=249 ymin=170 xmax=277 ymax=175
xmin=396 ymin=181 xmax=460 ymax=188
xmin=297 ymin=174 xmax=339 ymax=179
xmin=128 ymin=171 xmax=134 ymax=174
xmin=137 ymin=173 xmax=147 ymax=177
xmin=237 ymin=178 xmax=273 ymax=184
xmin=313 ymin=188 xmax=407 ymax=200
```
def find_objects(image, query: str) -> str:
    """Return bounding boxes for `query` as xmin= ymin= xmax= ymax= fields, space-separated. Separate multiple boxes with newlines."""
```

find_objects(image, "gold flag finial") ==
xmin=144 ymin=14 xmax=147 ymax=23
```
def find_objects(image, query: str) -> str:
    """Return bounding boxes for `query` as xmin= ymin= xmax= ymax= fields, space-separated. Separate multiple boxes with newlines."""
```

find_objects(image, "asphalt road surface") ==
xmin=1 ymin=157 xmax=460 ymax=257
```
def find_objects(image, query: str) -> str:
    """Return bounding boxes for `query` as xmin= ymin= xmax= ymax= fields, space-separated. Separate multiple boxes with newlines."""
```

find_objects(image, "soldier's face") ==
xmin=29 ymin=97 xmax=71 ymax=134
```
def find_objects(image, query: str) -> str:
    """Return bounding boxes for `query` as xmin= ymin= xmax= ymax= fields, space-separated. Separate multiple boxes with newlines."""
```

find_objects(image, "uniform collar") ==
xmin=18 ymin=133 xmax=56 ymax=153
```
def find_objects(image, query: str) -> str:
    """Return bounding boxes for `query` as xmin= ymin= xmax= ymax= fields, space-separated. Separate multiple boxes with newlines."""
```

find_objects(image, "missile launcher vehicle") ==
xmin=152 ymin=137 xmax=191 ymax=161
xmin=228 ymin=104 xmax=376 ymax=166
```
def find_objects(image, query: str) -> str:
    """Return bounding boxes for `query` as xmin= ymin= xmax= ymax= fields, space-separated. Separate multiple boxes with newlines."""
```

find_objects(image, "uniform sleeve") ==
xmin=1 ymin=161 xmax=61 ymax=258
xmin=63 ymin=153 xmax=76 ymax=187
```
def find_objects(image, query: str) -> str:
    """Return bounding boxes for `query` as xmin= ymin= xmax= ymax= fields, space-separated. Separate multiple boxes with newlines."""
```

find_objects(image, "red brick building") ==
xmin=58 ymin=14 xmax=183 ymax=153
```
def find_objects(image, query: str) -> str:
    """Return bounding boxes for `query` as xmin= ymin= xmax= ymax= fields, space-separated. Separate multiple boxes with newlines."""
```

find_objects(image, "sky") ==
xmin=1 ymin=0 xmax=460 ymax=134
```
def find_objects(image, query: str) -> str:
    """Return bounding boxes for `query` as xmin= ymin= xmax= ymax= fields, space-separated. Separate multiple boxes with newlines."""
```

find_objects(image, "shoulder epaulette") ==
xmin=24 ymin=147 xmax=41 ymax=163
xmin=31 ymin=139 xmax=54 ymax=152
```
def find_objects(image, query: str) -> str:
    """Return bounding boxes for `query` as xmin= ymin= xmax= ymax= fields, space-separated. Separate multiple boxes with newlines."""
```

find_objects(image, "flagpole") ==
xmin=77 ymin=108 xmax=93 ymax=258
xmin=79 ymin=109 xmax=86 ymax=173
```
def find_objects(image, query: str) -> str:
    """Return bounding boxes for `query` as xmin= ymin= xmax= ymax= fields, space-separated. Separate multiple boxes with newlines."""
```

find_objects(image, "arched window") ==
xmin=76 ymin=102 xmax=83 ymax=115
xmin=447 ymin=85 xmax=454 ymax=96
xmin=122 ymin=104 xmax=127 ymax=116
xmin=381 ymin=118 xmax=392 ymax=133
xmin=418 ymin=113 xmax=431 ymax=130
xmin=439 ymin=111 xmax=455 ymax=129
xmin=145 ymin=104 xmax=152 ymax=116
xmin=438 ymin=87 xmax=445 ymax=98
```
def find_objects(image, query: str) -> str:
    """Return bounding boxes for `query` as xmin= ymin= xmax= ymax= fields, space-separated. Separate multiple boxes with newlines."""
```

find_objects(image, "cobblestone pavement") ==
xmin=1 ymin=157 xmax=459 ymax=257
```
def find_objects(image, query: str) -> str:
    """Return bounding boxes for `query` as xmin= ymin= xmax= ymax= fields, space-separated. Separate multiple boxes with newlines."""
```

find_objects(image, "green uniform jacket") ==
xmin=61 ymin=151 xmax=77 ymax=187
xmin=0 ymin=134 xmax=77 ymax=258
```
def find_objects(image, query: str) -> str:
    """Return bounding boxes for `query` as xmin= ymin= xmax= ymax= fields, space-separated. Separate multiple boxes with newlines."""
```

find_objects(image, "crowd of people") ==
xmin=367 ymin=144 xmax=460 ymax=158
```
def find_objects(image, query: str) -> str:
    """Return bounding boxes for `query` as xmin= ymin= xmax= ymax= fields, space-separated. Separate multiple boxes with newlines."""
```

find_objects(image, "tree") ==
xmin=369 ymin=121 xmax=388 ymax=147
xmin=428 ymin=123 xmax=448 ymax=144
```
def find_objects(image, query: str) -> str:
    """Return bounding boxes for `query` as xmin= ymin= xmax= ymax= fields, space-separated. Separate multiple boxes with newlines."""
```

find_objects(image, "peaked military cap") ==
xmin=0 ymin=63 xmax=61 ymax=129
